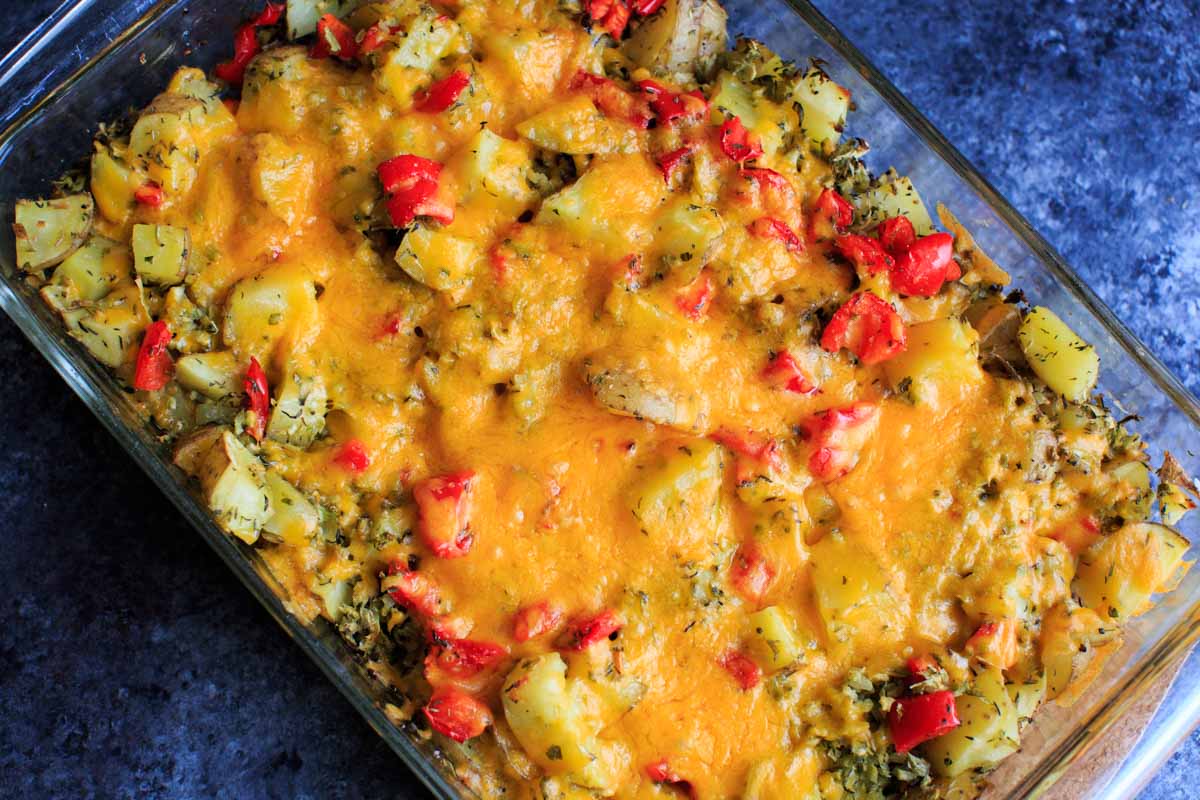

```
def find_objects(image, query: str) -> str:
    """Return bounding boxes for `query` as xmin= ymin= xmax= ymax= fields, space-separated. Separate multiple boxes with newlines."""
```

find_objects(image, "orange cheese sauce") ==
xmin=58 ymin=0 xmax=1173 ymax=797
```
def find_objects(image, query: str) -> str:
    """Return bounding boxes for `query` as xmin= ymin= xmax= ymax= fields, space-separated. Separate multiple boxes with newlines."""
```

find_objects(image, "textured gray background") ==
xmin=1 ymin=1 xmax=1197 ymax=798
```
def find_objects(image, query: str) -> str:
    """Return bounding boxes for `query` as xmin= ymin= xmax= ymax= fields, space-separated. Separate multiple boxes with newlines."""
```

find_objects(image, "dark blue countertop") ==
xmin=1 ymin=1 xmax=1197 ymax=798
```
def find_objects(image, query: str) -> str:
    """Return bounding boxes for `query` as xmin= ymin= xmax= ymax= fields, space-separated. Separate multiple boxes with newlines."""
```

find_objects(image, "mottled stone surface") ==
xmin=0 ymin=1 xmax=1196 ymax=798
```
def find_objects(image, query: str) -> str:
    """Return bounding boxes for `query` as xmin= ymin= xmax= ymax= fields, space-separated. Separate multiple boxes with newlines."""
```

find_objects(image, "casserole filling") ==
xmin=13 ymin=0 xmax=1197 ymax=796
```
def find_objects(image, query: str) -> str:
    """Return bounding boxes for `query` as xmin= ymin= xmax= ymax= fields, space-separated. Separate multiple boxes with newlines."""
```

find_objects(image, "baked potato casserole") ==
xmin=11 ymin=0 xmax=1199 ymax=797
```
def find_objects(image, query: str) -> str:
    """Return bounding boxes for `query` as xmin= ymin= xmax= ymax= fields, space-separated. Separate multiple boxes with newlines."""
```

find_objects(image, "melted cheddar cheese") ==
xmin=18 ymin=0 xmax=1194 ymax=797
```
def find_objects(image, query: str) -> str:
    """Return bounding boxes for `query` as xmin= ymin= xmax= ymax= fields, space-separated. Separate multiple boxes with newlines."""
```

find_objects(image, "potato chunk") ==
xmin=1074 ymin=522 xmax=1188 ymax=621
xmin=501 ymin=654 xmax=627 ymax=793
xmin=174 ymin=428 xmax=273 ymax=544
xmin=1018 ymin=306 xmax=1099 ymax=403
xmin=627 ymin=440 xmax=723 ymax=556
xmin=624 ymin=0 xmax=728 ymax=80
xmin=52 ymin=236 xmax=131 ymax=302
xmin=131 ymin=224 xmax=190 ymax=286
xmin=13 ymin=194 xmax=94 ymax=271
xmin=924 ymin=667 xmax=1019 ymax=777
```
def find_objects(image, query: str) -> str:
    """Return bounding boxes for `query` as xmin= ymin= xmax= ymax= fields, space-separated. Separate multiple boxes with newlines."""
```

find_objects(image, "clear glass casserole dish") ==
xmin=0 ymin=0 xmax=1196 ymax=797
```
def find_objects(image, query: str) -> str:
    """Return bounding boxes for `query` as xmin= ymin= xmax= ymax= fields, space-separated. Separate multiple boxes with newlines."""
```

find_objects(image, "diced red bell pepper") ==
xmin=645 ymin=759 xmax=697 ymax=799
xmin=761 ymin=350 xmax=817 ymax=395
xmin=563 ymin=609 xmax=622 ymax=650
xmin=820 ymin=291 xmax=907 ymax=365
xmin=964 ymin=618 xmax=1018 ymax=669
xmin=378 ymin=154 xmax=440 ymax=193
xmin=888 ymin=690 xmax=960 ymax=753
xmin=585 ymin=0 xmax=632 ymax=39
xmin=134 ymin=182 xmax=165 ymax=207
xmin=834 ymin=233 xmax=894 ymax=276
xmin=415 ymin=69 xmax=471 ymax=112
xmin=907 ymin=654 xmax=938 ymax=678
xmin=631 ymin=0 xmax=666 ymax=14
xmin=310 ymin=14 xmax=359 ymax=60
xmin=809 ymin=187 xmax=854 ymax=240
xmin=214 ymin=24 xmax=260 ymax=85
xmin=729 ymin=544 xmax=777 ymax=607
xmin=414 ymin=471 xmax=476 ymax=559
xmin=132 ymin=320 xmax=173 ymax=391
xmin=489 ymin=236 xmax=520 ymax=285
xmin=383 ymin=559 xmax=442 ymax=617
xmin=720 ymin=650 xmax=762 ymax=690
xmin=333 ymin=439 xmax=371 ymax=472
xmin=890 ymin=232 xmax=956 ymax=296
xmin=1049 ymin=513 xmax=1103 ymax=555
xmin=747 ymin=217 xmax=803 ymax=253
xmin=737 ymin=167 xmax=799 ymax=223
xmin=674 ymin=270 xmax=713 ymax=320
xmin=251 ymin=2 xmax=284 ymax=26
xmin=426 ymin=628 xmax=509 ymax=679
xmin=801 ymin=402 xmax=880 ymax=481
xmin=717 ymin=116 xmax=763 ymax=163
xmin=424 ymin=686 xmax=492 ymax=743
xmin=571 ymin=71 xmax=652 ymax=128
xmin=710 ymin=428 xmax=780 ymax=471
xmin=377 ymin=155 xmax=454 ymax=227
xmin=877 ymin=215 xmax=916 ymax=255
xmin=512 ymin=601 xmax=564 ymax=642
xmin=242 ymin=356 xmax=269 ymax=441
xmin=213 ymin=3 xmax=283 ymax=85
xmin=638 ymin=80 xmax=708 ymax=126
xmin=657 ymin=144 xmax=695 ymax=184
xmin=358 ymin=21 xmax=398 ymax=54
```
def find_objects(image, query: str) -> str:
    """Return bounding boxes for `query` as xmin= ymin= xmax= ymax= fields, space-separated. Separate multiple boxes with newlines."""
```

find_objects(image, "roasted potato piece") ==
xmin=174 ymin=428 xmax=273 ymax=544
xmin=131 ymin=224 xmax=190 ymax=286
xmin=52 ymin=236 xmax=131 ymax=302
xmin=624 ymin=0 xmax=728 ymax=80
xmin=924 ymin=667 xmax=1019 ymax=777
xmin=266 ymin=372 xmax=328 ymax=448
xmin=1018 ymin=306 xmax=1099 ymax=403
xmin=1074 ymin=521 xmax=1189 ymax=621
xmin=13 ymin=194 xmax=94 ymax=272
xmin=176 ymin=351 xmax=242 ymax=399
xmin=585 ymin=359 xmax=703 ymax=431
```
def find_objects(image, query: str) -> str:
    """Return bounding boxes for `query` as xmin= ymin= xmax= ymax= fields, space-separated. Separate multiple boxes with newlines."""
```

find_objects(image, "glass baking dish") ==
xmin=0 ymin=0 xmax=1197 ymax=796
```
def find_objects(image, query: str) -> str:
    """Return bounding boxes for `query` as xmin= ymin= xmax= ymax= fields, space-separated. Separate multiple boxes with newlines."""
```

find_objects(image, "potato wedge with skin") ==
xmin=13 ymin=194 xmax=94 ymax=272
xmin=175 ymin=428 xmax=273 ymax=544
xmin=1074 ymin=522 xmax=1189 ymax=621
xmin=131 ymin=224 xmax=190 ymax=286
xmin=624 ymin=0 xmax=728 ymax=81
xmin=1018 ymin=306 xmax=1099 ymax=403
xmin=90 ymin=146 xmax=142 ymax=225
xmin=129 ymin=94 xmax=205 ymax=196
xmin=586 ymin=360 xmax=704 ymax=431
xmin=63 ymin=282 xmax=149 ymax=368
